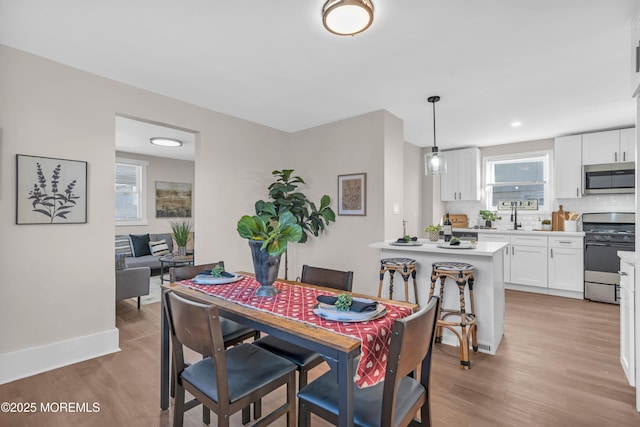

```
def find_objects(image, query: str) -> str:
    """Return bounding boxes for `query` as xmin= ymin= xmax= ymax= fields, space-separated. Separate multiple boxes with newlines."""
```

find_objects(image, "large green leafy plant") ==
xmin=255 ymin=169 xmax=336 ymax=243
xmin=237 ymin=211 xmax=303 ymax=257
xmin=253 ymin=169 xmax=336 ymax=278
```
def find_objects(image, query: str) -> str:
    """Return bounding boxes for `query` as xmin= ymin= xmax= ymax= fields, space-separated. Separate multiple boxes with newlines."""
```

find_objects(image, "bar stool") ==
xmin=378 ymin=258 xmax=418 ymax=303
xmin=428 ymin=261 xmax=478 ymax=368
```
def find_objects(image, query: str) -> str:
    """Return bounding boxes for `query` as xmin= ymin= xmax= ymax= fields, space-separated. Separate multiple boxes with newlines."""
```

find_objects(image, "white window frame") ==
xmin=483 ymin=150 xmax=552 ymax=213
xmin=115 ymin=157 xmax=149 ymax=226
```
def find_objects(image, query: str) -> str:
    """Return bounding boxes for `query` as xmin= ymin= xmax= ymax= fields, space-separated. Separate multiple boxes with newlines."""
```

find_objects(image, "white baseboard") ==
xmin=0 ymin=328 xmax=120 ymax=385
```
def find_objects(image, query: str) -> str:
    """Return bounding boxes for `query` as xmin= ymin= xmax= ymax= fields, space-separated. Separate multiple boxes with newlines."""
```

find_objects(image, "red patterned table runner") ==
xmin=179 ymin=275 xmax=413 ymax=387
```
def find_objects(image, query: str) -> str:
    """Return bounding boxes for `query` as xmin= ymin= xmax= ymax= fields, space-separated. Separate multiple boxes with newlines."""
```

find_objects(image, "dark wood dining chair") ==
xmin=297 ymin=296 xmax=440 ymax=427
xmin=169 ymin=262 xmax=261 ymax=424
xmin=163 ymin=290 xmax=297 ymax=427
xmin=170 ymin=262 xmax=260 ymax=348
xmin=252 ymin=265 xmax=354 ymax=390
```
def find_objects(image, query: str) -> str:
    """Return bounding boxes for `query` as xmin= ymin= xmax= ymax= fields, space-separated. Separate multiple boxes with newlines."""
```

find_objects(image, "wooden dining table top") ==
xmin=162 ymin=271 xmax=418 ymax=355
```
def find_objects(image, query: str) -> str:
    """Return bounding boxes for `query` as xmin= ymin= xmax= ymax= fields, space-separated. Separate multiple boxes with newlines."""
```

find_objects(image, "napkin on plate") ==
xmin=202 ymin=270 xmax=235 ymax=278
xmin=316 ymin=295 xmax=378 ymax=312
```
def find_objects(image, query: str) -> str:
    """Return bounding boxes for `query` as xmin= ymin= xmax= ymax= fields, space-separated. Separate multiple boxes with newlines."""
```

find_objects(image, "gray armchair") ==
xmin=116 ymin=266 xmax=151 ymax=309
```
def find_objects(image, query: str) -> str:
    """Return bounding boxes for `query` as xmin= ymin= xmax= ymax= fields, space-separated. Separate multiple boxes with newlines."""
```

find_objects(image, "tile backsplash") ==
xmin=444 ymin=194 xmax=635 ymax=231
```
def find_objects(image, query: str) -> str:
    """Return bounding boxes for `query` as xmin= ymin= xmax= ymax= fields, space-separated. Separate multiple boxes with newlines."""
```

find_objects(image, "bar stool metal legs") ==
xmin=378 ymin=258 xmax=418 ymax=303
xmin=429 ymin=261 xmax=478 ymax=368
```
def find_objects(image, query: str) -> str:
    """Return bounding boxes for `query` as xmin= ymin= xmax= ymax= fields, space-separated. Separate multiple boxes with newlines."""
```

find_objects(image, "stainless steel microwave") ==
xmin=583 ymin=162 xmax=635 ymax=194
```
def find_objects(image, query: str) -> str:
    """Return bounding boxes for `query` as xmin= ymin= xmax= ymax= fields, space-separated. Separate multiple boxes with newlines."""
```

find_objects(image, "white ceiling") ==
xmin=1 ymin=0 xmax=638 ymax=160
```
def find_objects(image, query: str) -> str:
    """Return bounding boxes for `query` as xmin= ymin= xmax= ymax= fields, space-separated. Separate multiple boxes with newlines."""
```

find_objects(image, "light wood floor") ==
xmin=1 ymin=290 xmax=639 ymax=426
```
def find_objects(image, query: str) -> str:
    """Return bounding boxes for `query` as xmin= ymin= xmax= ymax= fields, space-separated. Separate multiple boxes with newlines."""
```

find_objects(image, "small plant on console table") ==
xmin=170 ymin=219 xmax=192 ymax=257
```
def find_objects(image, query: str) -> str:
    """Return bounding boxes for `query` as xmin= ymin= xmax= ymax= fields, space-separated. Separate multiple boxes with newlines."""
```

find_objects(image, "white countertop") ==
xmin=369 ymin=239 xmax=507 ymax=256
xmin=618 ymin=250 xmax=636 ymax=265
xmin=453 ymin=228 xmax=585 ymax=237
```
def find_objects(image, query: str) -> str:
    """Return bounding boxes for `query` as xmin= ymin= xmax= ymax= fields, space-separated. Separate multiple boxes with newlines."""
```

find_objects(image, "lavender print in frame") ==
xmin=16 ymin=154 xmax=87 ymax=224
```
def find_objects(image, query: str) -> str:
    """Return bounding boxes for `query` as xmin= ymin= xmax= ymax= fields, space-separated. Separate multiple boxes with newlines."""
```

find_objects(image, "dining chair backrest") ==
xmin=381 ymin=296 xmax=440 ymax=426
xmin=163 ymin=291 xmax=230 ymax=399
xmin=170 ymin=262 xmax=224 ymax=282
xmin=301 ymin=264 xmax=354 ymax=292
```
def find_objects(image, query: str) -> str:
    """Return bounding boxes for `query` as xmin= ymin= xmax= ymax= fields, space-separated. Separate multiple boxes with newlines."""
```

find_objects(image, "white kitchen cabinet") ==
xmin=510 ymin=235 xmax=548 ymax=288
xmin=440 ymin=147 xmax=480 ymax=201
xmin=548 ymin=237 xmax=584 ymax=292
xmin=620 ymin=257 xmax=635 ymax=387
xmin=478 ymin=232 xmax=583 ymax=298
xmin=620 ymin=127 xmax=636 ymax=163
xmin=554 ymin=135 xmax=582 ymax=198
xmin=582 ymin=129 xmax=635 ymax=165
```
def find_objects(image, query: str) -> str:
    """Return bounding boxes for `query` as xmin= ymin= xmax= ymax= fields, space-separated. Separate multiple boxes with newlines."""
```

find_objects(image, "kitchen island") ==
xmin=370 ymin=240 xmax=507 ymax=355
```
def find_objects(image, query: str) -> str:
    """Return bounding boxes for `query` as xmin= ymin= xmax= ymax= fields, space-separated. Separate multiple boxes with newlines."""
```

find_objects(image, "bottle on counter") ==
xmin=443 ymin=212 xmax=453 ymax=242
xmin=557 ymin=205 xmax=565 ymax=231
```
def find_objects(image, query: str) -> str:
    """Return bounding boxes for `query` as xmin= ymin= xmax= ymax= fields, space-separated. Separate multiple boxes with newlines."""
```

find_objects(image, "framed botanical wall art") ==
xmin=155 ymin=181 xmax=192 ymax=218
xmin=16 ymin=154 xmax=87 ymax=224
xmin=337 ymin=173 xmax=366 ymax=216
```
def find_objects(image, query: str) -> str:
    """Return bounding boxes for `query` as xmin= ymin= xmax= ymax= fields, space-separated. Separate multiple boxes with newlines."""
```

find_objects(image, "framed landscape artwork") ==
xmin=16 ymin=154 xmax=87 ymax=224
xmin=155 ymin=181 xmax=192 ymax=218
xmin=337 ymin=173 xmax=366 ymax=216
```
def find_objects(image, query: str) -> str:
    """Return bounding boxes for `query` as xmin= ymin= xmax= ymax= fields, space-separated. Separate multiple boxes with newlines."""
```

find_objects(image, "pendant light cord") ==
xmin=432 ymin=101 xmax=436 ymax=149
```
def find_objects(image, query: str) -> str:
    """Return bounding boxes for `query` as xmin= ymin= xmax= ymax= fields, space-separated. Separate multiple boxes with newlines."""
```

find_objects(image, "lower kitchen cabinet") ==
xmin=510 ymin=234 xmax=548 ymax=288
xmin=511 ymin=244 xmax=548 ymax=287
xmin=548 ymin=237 xmax=584 ymax=293
xmin=478 ymin=232 xmax=584 ymax=298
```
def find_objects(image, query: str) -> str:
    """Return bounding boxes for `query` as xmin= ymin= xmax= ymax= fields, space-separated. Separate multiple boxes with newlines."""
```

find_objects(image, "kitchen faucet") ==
xmin=512 ymin=202 xmax=521 ymax=230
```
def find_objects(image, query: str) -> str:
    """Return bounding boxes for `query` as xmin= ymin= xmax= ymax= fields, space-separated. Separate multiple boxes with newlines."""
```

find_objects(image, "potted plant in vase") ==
xmin=479 ymin=210 xmax=501 ymax=228
xmin=170 ymin=219 xmax=192 ymax=257
xmin=237 ymin=211 xmax=303 ymax=297
xmin=424 ymin=224 xmax=442 ymax=242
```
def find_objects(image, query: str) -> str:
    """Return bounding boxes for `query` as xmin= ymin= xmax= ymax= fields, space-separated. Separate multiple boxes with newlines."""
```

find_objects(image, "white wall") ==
xmin=285 ymin=111 xmax=390 ymax=296
xmin=0 ymin=45 xmax=288 ymax=383
xmin=403 ymin=142 xmax=422 ymax=237
xmin=383 ymin=112 xmax=405 ymax=241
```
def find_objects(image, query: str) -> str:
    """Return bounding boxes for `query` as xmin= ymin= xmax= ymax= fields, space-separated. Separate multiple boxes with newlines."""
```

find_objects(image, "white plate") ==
xmin=192 ymin=273 xmax=243 ymax=285
xmin=437 ymin=241 xmax=475 ymax=249
xmin=390 ymin=241 xmax=423 ymax=246
xmin=314 ymin=301 xmax=386 ymax=322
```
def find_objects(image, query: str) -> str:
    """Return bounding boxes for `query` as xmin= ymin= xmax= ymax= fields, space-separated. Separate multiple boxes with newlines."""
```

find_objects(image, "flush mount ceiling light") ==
xmin=322 ymin=0 xmax=374 ymax=36
xmin=150 ymin=137 xmax=182 ymax=147
xmin=424 ymin=96 xmax=447 ymax=175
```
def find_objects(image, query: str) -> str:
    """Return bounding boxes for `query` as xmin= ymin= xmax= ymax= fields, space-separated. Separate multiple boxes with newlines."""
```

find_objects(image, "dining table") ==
xmin=160 ymin=272 xmax=418 ymax=427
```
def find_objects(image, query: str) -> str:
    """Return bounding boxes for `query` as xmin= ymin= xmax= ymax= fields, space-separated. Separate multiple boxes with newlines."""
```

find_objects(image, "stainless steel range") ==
xmin=583 ymin=212 xmax=635 ymax=304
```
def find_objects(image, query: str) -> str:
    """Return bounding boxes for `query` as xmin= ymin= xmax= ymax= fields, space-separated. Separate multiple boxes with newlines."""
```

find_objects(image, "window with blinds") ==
xmin=484 ymin=152 xmax=551 ymax=212
xmin=115 ymin=158 xmax=148 ymax=225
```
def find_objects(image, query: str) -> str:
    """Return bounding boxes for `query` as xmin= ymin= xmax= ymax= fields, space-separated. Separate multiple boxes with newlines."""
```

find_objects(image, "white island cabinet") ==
xmin=369 ymin=240 xmax=507 ymax=355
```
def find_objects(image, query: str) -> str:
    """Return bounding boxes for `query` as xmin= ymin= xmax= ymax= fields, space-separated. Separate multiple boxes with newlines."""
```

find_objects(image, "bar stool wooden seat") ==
xmin=428 ymin=261 xmax=478 ymax=368
xmin=378 ymin=258 xmax=418 ymax=303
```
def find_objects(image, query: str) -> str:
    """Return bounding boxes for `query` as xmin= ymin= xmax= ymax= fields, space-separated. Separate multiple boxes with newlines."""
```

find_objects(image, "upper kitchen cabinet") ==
xmin=582 ymin=128 xmax=635 ymax=165
xmin=554 ymin=135 xmax=582 ymax=198
xmin=440 ymin=147 xmax=481 ymax=201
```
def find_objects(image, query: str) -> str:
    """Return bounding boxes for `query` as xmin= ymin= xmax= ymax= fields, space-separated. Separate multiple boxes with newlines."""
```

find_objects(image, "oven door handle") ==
xmin=585 ymin=243 xmax=608 ymax=246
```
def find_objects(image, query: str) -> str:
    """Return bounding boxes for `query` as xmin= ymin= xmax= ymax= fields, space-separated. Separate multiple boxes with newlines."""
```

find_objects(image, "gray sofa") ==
xmin=115 ymin=233 xmax=175 ymax=270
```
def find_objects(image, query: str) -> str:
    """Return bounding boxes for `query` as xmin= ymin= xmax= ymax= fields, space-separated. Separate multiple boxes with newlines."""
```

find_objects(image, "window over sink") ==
xmin=484 ymin=151 xmax=551 ymax=212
